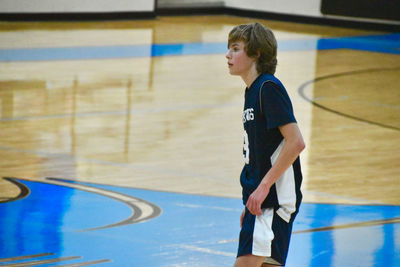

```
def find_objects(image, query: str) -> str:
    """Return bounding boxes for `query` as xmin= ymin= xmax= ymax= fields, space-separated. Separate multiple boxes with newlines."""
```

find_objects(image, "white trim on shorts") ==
xmin=252 ymin=208 xmax=275 ymax=257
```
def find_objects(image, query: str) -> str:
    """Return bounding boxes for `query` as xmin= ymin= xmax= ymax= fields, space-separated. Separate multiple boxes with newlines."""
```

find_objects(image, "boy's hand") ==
xmin=246 ymin=184 xmax=269 ymax=216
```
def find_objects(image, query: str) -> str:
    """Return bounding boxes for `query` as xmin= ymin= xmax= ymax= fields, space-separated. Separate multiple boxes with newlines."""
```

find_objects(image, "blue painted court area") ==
xmin=0 ymin=178 xmax=399 ymax=266
xmin=0 ymin=33 xmax=399 ymax=62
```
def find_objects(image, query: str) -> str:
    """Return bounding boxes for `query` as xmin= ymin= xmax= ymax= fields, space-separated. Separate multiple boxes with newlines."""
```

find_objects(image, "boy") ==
xmin=226 ymin=23 xmax=305 ymax=267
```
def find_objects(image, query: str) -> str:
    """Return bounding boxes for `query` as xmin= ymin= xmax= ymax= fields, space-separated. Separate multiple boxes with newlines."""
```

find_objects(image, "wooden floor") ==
xmin=0 ymin=15 xmax=399 ymax=206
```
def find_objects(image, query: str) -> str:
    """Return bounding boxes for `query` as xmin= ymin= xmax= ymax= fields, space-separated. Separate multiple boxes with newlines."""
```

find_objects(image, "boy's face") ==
xmin=226 ymin=40 xmax=256 ymax=76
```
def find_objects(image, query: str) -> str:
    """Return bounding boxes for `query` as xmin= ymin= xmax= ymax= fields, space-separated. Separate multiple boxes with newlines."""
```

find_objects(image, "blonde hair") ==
xmin=228 ymin=22 xmax=277 ymax=75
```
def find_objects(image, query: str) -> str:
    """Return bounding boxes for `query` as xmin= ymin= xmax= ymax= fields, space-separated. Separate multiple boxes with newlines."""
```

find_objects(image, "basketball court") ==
xmin=0 ymin=14 xmax=399 ymax=266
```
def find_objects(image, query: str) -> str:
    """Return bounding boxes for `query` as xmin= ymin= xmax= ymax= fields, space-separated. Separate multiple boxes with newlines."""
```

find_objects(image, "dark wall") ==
xmin=321 ymin=0 xmax=400 ymax=21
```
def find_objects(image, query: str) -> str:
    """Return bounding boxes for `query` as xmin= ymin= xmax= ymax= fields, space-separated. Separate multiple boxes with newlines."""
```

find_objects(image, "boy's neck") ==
xmin=242 ymin=66 xmax=260 ymax=89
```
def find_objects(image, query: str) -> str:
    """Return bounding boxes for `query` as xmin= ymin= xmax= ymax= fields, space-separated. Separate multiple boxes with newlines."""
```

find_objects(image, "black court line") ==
xmin=0 ymin=253 xmax=54 ymax=263
xmin=2 ymin=256 xmax=81 ymax=266
xmin=44 ymin=177 xmax=162 ymax=231
xmin=294 ymin=217 xmax=400 ymax=234
xmin=2 ymin=177 xmax=161 ymax=231
xmin=0 ymin=177 xmax=30 ymax=203
xmin=0 ymin=253 xmax=111 ymax=267
xmin=226 ymin=216 xmax=400 ymax=244
xmin=215 ymin=216 xmax=400 ymax=248
xmin=298 ymin=66 xmax=400 ymax=132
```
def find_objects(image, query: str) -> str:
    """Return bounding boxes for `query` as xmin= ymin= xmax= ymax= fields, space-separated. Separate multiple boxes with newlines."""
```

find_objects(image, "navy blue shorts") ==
xmin=237 ymin=207 xmax=295 ymax=266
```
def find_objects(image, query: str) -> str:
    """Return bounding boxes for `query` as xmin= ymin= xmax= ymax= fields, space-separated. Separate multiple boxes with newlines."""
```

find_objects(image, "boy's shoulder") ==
xmin=258 ymin=73 xmax=283 ymax=88
xmin=251 ymin=74 xmax=285 ymax=98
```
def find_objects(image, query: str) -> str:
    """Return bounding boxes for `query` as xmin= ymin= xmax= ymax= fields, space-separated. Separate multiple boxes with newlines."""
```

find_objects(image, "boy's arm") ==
xmin=246 ymin=122 xmax=305 ymax=216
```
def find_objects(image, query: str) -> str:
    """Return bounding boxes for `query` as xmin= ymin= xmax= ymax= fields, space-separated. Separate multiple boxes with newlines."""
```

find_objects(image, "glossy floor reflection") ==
xmin=0 ymin=15 xmax=399 ymax=266
xmin=1 ymin=178 xmax=399 ymax=266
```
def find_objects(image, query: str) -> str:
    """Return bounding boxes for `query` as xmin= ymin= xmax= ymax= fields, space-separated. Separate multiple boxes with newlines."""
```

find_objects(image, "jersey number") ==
xmin=243 ymin=130 xmax=249 ymax=164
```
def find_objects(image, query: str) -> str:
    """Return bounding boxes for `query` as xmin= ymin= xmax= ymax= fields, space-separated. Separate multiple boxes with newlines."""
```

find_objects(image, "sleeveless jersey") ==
xmin=241 ymin=73 xmax=302 ymax=222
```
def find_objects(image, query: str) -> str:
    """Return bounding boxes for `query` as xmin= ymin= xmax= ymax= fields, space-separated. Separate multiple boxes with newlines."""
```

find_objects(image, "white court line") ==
xmin=178 ymin=244 xmax=236 ymax=257
xmin=175 ymin=203 xmax=242 ymax=212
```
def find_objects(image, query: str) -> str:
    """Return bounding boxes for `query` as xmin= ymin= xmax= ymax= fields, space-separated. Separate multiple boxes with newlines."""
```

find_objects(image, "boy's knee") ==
xmin=234 ymin=254 xmax=266 ymax=267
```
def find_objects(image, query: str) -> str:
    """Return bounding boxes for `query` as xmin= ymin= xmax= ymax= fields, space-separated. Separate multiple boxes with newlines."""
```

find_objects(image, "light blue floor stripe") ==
xmin=1 ymin=179 xmax=399 ymax=266
xmin=0 ymin=34 xmax=398 ymax=62
xmin=317 ymin=33 xmax=400 ymax=54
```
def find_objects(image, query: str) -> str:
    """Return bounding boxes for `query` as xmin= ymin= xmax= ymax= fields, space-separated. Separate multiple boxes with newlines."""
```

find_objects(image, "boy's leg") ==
xmin=237 ymin=208 xmax=275 ymax=266
xmin=234 ymin=254 xmax=266 ymax=267
xmin=237 ymin=207 xmax=295 ymax=267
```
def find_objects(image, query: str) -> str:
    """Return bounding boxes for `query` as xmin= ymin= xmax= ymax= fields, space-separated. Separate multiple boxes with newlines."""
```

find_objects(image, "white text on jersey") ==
xmin=243 ymin=108 xmax=255 ymax=123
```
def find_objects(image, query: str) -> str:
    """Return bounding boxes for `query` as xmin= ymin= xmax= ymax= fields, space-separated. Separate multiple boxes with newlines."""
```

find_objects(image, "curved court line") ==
xmin=298 ymin=66 xmax=400 ymax=131
xmin=6 ymin=177 xmax=162 ymax=231
xmin=0 ymin=177 xmax=30 ymax=203
xmin=44 ymin=177 xmax=162 ymax=231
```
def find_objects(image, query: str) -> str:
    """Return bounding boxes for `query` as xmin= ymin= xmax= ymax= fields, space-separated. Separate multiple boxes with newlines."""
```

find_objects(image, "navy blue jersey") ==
xmin=241 ymin=73 xmax=302 ymax=222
